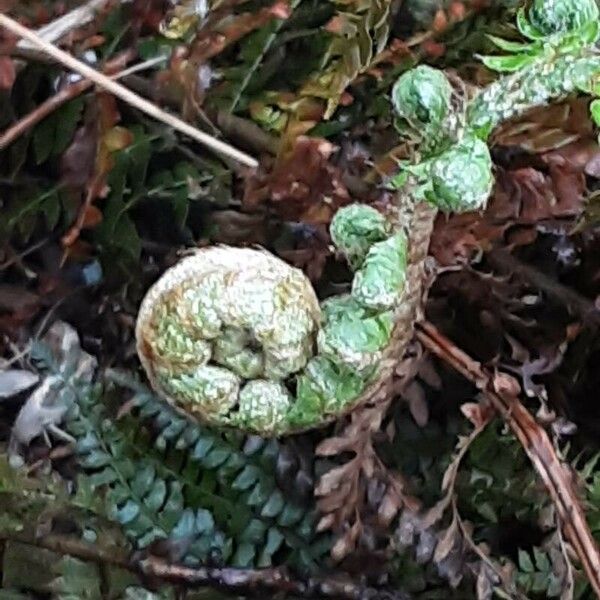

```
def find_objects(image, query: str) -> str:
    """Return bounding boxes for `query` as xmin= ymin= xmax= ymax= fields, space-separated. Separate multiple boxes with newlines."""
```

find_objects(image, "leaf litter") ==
xmin=1 ymin=1 xmax=600 ymax=599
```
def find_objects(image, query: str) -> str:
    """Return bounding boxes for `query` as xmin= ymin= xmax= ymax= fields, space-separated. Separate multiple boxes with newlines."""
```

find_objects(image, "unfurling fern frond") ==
xmin=135 ymin=0 xmax=600 ymax=439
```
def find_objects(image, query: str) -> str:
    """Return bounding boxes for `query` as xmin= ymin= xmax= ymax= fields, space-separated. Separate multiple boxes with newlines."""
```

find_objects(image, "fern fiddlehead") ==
xmin=136 ymin=0 xmax=600 ymax=436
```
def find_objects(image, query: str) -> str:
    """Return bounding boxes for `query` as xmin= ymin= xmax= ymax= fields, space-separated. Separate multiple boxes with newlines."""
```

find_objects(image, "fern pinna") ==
xmin=69 ymin=376 xmax=329 ymax=570
xmin=28 ymin=336 xmax=328 ymax=571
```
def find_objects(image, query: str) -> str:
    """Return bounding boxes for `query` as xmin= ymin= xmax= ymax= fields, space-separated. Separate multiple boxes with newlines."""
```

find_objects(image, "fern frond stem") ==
xmin=0 ymin=532 xmax=411 ymax=599
xmin=451 ymin=498 xmax=528 ymax=600
xmin=0 ymin=532 xmax=132 ymax=569
xmin=0 ymin=14 xmax=259 ymax=169
xmin=417 ymin=320 xmax=600 ymax=598
xmin=140 ymin=555 xmax=412 ymax=598
xmin=467 ymin=48 xmax=600 ymax=135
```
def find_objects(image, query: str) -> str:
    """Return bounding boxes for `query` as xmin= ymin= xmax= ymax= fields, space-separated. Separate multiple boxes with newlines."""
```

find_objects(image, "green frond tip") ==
xmin=294 ymin=356 xmax=366 ymax=419
xmin=213 ymin=327 xmax=264 ymax=379
xmin=528 ymin=0 xmax=599 ymax=36
xmin=153 ymin=307 xmax=213 ymax=369
xmin=391 ymin=65 xmax=452 ymax=133
xmin=352 ymin=232 xmax=408 ymax=310
xmin=235 ymin=380 xmax=291 ymax=433
xmin=330 ymin=204 xmax=390 ymax=268
xmin=427 ymin=135 xmax=493 ymax=213
xmin=317 ymin=295 xmax=394 ymax=372
xmin=159 ymin=365 xmax=240 ymax=416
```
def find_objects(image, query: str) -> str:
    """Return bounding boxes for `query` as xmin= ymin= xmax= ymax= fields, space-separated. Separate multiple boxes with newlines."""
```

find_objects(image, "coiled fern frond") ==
xmin=136 ymin=0 xmax=600 ymax=437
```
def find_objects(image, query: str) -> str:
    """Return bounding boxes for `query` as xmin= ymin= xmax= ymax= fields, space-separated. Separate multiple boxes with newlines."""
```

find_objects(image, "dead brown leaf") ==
xmin=331 ymin=520 xmax=361 ymax=563
xmin=433 ymin=515 xmax=460 ymax=564
xmin=460 ymin=401 xmax=495 ymax=428
xmin=432 ymin=99 xmax=600 ymax=266
xmin=244 ymin=136 xmax=351 ymax=224
xmin=0 ymin=56 xmax=16 ymax=90
xmin=0 ymin=284 xmax=41 ymax=339
xmin=61 ymin=93 xmax=132 ymax=249
xmin=431 ymin=156 xmax=589 ymax=266
xmin=60 ymin=117 xmax=98 ymax=189
xmin=132 ymin=0 xmax=167 ymax=34
xmin=493 ymin=98 xmax=594 ymax=154
xmin=402 ymin=380 xmax=429 ymax=427
xmin=314 ymin=355 xmax=422 ymax=562
xmin=206 ymin=210 xmax=269 ymax=246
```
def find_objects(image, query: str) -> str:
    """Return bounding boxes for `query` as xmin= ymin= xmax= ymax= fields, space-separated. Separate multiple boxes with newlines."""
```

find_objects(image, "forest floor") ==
xmin=1 ymin=1 xmax=600 ymax=599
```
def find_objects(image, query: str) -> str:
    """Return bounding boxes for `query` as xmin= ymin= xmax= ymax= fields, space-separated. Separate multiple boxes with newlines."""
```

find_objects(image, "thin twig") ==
xmin=140 ymin=556 xmax=410 ymax=599
xmin=17 ymin=0 xmax=129 ymax=49
xmin=214 ymin=110 xmax=280 ymax=154
xmin=34 ymin=295 xmax=69 ymax=340
xmin=416 ymin=320 xmax=600 ymax=597
xmin=0 ymin=341 xmax=32 ymax=369
xmin=0 ymin=14 xmax=258 ymax=169
xmin=0 ymin=533 xmax=411 ymax=600
xmin=0 ymin=238 xmax=49 ymax=271
xmin=0 ymin=51 xmax=156 ymax=150
xmin=25 ymin=444 xmax=74 ymax=475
